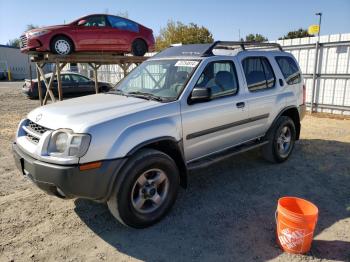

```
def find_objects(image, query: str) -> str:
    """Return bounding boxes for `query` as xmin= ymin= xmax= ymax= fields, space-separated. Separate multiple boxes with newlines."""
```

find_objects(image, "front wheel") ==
xmin=262 ymin=116 xmax=296 ymax=163
xmin=107 ymin=149 xmax=180 ymax=228
xmin=50 ymin=36 xmax=73 ymax=55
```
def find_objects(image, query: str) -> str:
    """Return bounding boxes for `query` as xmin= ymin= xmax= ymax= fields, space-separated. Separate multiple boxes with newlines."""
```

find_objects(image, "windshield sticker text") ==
xmin=175 ymin=60 xmax=199 ymax=67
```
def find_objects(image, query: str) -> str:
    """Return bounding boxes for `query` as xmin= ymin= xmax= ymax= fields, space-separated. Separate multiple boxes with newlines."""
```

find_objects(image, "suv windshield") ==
xmin=115 ymin=59 xmax=199 ymax=101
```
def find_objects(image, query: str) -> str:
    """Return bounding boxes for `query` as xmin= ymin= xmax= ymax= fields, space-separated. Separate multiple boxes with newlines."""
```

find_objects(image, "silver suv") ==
xmin=13 ymin=42 xmax=306 ymax=228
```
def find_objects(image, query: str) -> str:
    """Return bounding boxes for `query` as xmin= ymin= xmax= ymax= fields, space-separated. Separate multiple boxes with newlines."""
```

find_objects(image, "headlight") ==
xmin=48 ymin=129 xmax=91 ymax=158
xmin=28 ymin=30 xmax=50 ymax=37
xmin=55 ymin=132 xmax=68 ymax=153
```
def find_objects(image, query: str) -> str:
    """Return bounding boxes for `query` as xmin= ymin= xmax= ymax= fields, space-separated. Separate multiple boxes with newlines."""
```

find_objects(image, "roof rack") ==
xmin=202 ymin=41 xmax=283 ymax=56
xmin=152 ymin=41 xmax=283 ymax=59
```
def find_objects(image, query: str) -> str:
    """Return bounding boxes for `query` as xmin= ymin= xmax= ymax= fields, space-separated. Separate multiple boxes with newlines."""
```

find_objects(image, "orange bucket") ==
xmin=276 ymin=197 xmax=318 ymax=254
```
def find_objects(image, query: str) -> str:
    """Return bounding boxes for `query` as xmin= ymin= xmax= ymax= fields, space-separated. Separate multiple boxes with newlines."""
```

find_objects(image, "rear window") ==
xmin=275 ymin=56 xmax=301 ymax=85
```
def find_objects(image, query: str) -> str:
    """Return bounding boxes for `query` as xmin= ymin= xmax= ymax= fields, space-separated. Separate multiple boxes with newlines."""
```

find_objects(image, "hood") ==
xmin=26 ymin=24 xmax=68 ymax=33
xmin=27 ymin=94 xmax=161 ymax=132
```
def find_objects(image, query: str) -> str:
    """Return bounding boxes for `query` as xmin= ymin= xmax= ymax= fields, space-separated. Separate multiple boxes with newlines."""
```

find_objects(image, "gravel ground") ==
xmin=0 ymin=83 xmax=349 ymax=262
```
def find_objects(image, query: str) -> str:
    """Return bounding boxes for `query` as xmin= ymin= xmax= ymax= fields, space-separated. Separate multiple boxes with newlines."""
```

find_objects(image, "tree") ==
xmin=245 ymin=33 xmax=268 ymax=42
xmin=6 ymin=24 xmax=39 ymax=48
xmin=26 ymin=24 xmax=39 ymax=31
xmin=155 ymin=21 xmax=214 ymax=51
xmin=7 ymin=38 xmax=21 ymax=48
xmin=279 ymin=28 xmax=313 ymax=40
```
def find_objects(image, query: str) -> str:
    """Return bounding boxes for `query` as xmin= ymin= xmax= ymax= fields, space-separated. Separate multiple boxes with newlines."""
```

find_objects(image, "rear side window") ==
xmin=107 ymin=16 xmax=139 ymax=32
xmin=275 ymin=56 xmax=301 ymax=85
xmin=242 ymin=57 xmax=276 ymax=92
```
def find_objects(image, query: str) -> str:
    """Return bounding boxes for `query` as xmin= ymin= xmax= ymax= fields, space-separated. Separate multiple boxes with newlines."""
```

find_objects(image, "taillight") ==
xmin=302 ymin=84 xmax=306 ymax=105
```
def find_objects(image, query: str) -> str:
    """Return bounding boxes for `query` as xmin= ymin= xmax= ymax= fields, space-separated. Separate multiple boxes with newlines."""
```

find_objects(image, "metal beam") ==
xmin=303 ymin=73 xmax=350 ymax=79
xmin=306 ymin=102 xmax=350 ymax=112
xmin=282 ymin=40 xmax=350 ymax=50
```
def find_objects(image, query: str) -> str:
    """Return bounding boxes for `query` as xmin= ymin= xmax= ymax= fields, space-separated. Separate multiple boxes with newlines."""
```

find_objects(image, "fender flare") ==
xmin=104 ymin=136 xmax=187 ymax=201
xmin=266 ymin=106 xmax=301 ymax=140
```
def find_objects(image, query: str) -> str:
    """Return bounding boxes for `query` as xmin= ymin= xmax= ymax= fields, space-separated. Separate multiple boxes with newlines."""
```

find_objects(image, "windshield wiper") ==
xmin=127 ymin=91 xmax=166 ymax=102
xmin=109 ymin=89 xmax=127 ymax=96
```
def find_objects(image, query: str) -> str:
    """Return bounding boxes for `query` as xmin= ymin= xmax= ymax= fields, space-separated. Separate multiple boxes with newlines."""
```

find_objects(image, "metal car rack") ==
xmin=28 ymin=52 xmax=148 ymax=106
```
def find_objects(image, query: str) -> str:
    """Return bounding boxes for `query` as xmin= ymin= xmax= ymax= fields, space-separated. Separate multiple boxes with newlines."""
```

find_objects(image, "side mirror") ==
xmin=190 ymin=87 xmax=211 ymax=104
xmin=77 ymin=19 xmax=87 ymax=26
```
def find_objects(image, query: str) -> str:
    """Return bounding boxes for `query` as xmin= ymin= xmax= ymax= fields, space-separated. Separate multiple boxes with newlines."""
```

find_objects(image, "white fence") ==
xmin=273 ymin=33 xmax=350 ymax=115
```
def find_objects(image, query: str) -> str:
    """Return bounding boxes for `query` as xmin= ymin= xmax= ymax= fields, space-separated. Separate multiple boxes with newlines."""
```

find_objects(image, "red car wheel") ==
xmin=131 ymin=39 xmax=147 ymax=56
xmin=50 ymin=36 xmax=74 ymax=55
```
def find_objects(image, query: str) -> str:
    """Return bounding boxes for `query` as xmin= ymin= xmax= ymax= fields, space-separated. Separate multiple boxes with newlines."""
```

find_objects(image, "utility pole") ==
xmin=316 ymin=12 xmax=322 ymax=40
xmin=310 ymin=12 xmax=322 ymax=113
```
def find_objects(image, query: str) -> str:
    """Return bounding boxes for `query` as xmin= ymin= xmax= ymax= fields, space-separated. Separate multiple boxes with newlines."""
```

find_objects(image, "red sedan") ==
xmin=20 ymin=14 xmax=155 ymax=56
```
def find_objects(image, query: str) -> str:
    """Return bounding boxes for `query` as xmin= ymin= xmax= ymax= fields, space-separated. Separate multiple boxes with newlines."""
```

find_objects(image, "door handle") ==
xmin=236 ymin=102 xmax=245 ymax=108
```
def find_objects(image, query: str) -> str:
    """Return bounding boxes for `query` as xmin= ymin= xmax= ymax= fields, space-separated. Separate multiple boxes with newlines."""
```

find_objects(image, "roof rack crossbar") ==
xmin=202 ymin=41 xmax=283 ymax=56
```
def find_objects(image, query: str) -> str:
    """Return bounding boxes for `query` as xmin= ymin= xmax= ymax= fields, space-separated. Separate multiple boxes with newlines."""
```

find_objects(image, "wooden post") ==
xmin=36 ymin=63 xmax=43 ymax=106
xmin=56 ymin=62 xmax=66 ymax=101
xmin=120 ymin=63 xmax=131 ymax=77
xmin=94 ymin=66 xmax=98 ymax=94
xmin=37 ymin=64 xmax=56 ymax=105
xmin=56 ymin=62 xmax=62 ymax=101
xmin=89 ymin=63 xmax=101 ymax=94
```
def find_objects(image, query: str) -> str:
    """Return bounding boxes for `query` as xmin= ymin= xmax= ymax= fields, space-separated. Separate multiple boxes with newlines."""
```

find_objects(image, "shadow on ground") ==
xmin=74 ymin=139 xmax=350 ymax=261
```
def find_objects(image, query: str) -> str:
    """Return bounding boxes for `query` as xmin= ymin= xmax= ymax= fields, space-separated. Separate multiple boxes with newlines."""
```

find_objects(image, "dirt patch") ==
xmin=0 ymin=84 xmax=349 ymax=262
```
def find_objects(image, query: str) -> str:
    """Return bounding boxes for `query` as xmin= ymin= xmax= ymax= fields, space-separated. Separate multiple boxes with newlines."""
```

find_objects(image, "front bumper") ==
xmin=20 ymin=35 xmax=50 ymax=53
xmin=12 ymin=142 xmax=126 ymax=201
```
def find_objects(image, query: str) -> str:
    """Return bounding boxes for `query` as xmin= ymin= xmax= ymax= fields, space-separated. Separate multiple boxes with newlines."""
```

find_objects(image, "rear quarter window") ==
xmin=275 ymin=56 xmax=301 ymax=85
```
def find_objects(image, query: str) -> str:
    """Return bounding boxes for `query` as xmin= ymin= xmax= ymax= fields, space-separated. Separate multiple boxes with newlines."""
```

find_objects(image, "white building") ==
xmin=0 ymin=44 xmax=35 ymax=80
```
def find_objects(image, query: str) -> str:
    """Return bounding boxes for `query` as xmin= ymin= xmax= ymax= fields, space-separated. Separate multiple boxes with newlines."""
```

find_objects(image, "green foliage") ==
xmin=26 ymin=24 xmax=39 ymax=31
xmin=7 ymin=38 xmax=21 ymax=48
xmin=245 ymin=34 xmax=268 ymax=42
xmin=156 ymin=21 xmax=214 ymax=51
xmin=279 ymin=28 xmax=313 ymax=40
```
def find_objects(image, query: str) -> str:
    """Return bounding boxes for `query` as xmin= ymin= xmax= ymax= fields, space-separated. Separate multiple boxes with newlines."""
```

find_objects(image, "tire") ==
xmin=50 ymin=36 xmax=73 ymax=55
xmin=107 ymin=149 xmax=180 ymax=228
xmin=261 ymin=116 xmax=296 ymax=163
xmin=131 ymin=39 xmax=147 ymax=56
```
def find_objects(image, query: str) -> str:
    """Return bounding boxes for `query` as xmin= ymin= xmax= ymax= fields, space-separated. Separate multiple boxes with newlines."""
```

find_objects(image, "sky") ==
xmin=0 ymin=0 xmax=349 ymax=45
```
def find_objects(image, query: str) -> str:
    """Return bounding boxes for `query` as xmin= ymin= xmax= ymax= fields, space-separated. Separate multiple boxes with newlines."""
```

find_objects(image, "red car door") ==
xmin=72 ymin=15 xmax=113 ymax=51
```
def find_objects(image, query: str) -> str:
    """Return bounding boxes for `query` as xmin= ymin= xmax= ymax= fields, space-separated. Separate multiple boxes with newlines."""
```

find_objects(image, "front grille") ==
xmin=27 ymin=120 xmax=49 ymax=135
xmin=22 ymin=120 xmax=50 ymax=144
xmin=26 ymin=133 xmax=40 ymax=144
xmin=20 ymin=35 xmax=27 ymax=48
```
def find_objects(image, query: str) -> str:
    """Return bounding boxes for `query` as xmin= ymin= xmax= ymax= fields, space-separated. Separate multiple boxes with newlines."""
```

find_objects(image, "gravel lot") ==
xmin=0 ymin=82 xmax=349 ymax=262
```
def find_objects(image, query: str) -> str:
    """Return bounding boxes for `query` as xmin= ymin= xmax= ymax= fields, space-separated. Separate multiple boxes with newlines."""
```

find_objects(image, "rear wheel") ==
xmin=107 ymin=149 xmax=180 ymax=228
xmin=262 ymin=116 xmax=296 ymax=163
xmin=131 ymin=39 xmax=147 ymax=56
xmin=50 ymin=36 xmax=73 ymax=55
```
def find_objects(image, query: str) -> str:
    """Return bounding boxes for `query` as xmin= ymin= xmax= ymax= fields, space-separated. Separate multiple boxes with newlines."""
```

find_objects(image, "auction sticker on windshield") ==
xmin=175 ymin=60 xmax=199 ymax=67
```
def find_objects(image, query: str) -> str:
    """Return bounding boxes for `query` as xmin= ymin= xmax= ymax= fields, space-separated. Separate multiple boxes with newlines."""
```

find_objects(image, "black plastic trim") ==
xmin=186 ymin=113 xmax=270 ymax=140
xmin=12 ymin=142 xmax=125 ymax=201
